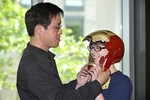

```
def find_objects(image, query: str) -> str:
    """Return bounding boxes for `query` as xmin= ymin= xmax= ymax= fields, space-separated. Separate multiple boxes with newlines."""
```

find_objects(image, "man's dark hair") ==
xmin=25 ymin=2 xmax=64 ymax=36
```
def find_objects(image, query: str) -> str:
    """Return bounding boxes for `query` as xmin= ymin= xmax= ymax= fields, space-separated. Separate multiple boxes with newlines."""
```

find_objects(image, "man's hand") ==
xmin=88 ymin=66 xmax=100 ymax=81
xmin=76 ymin=65 xmax=91 ymax=89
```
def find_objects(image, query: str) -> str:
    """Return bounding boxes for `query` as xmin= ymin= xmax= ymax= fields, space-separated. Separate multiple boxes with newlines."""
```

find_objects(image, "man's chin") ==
xmin=53 ymin=44 xmax=59 ymax=48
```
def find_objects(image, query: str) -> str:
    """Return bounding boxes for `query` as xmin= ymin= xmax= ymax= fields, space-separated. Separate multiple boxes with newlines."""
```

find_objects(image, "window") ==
xmin=20 ymin=0 xmax=31 ymax=8
xmin=64 ymin=0 xmax=84 ymax=10
xmin=65 ymin=16 xmax=84 ymax=40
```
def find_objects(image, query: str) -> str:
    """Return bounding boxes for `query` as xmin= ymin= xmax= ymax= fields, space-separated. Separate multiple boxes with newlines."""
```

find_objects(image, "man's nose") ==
xmin=58 ymin=29 xmax=62 ymax=35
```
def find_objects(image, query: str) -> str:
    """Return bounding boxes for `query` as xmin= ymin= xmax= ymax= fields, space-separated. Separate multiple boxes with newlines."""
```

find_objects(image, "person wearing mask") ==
xmin=83 ymin=30 xmax=133 ymax=100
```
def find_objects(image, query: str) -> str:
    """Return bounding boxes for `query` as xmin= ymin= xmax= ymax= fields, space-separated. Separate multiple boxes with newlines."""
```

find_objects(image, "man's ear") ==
xmin=34 ymin=25 xmax=45 ymax=35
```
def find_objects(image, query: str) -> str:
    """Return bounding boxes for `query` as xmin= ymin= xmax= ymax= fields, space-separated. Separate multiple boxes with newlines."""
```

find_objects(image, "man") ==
xmin=16 ymin=2 xmax=110 ymax=100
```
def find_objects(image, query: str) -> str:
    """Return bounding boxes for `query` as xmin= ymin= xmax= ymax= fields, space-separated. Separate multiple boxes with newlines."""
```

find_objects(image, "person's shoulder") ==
xmin=110 ymin=71 xmax=132 ymax=89
xmin=20 ymin=46 xmax=42 ymax=69
xmin=111 ymin=71 xmax=132 ymax=83
xmin=21 ymin=48 xmax=37 ymax=60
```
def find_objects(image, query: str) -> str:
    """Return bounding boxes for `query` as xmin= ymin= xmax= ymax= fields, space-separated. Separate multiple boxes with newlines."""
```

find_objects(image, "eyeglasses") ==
xmin=87 ymin=46 xmax=106 ymax=52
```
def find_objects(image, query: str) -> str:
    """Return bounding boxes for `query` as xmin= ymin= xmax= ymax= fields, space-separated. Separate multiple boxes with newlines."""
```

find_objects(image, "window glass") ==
xmin=0 ymin=0 xmax=131 ymax=99
xmin=65 ymin=16 xmax=84 ymax=40
xmin=65 ymin=0 xmax=84 ymax=10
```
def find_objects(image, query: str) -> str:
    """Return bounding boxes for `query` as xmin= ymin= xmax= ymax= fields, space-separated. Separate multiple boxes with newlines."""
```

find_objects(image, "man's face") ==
xmin=42 ymin=14 xmax=62 ymax=49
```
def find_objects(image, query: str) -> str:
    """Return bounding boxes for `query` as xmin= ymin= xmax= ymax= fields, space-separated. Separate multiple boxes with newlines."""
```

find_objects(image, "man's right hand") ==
xmin=76 ymin=65 xmax=91 ymax=89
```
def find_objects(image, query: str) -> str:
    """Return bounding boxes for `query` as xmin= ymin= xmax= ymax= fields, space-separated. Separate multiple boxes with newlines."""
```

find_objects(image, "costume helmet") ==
xmin=83 ymin=30 xmax=124 ymax=71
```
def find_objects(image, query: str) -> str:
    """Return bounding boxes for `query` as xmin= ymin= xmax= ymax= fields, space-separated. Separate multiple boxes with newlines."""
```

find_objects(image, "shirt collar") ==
xmin=27 ymin=42 xmax=55 ymax=59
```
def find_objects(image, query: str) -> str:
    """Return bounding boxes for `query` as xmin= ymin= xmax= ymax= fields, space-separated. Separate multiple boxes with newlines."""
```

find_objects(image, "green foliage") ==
xmin=0 ymin=57 xmax=15 ymax=90
xmin=0 ymin=0 xmax=29 ymax=53
xmin=0 ymin=0 xmax=28 ymax=90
